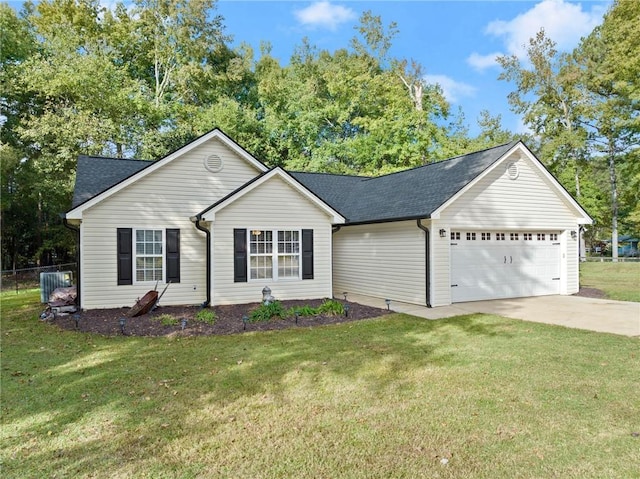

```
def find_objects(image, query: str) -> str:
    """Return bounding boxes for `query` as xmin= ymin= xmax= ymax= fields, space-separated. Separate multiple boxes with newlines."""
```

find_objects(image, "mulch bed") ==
xmin=51 ymin=299 xmax=391 ymax=337
xmin=573 ymin=287 xmax=607 ymax=299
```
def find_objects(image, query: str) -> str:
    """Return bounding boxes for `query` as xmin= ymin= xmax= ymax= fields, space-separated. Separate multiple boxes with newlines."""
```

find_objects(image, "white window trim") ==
xmin=133 ymin=228 xmax=165 ymax=284
xmin=248 ymin=228 xmax=302 ymax=282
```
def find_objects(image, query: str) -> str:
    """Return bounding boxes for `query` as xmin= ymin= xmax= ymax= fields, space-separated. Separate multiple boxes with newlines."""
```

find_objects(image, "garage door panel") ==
xmin=451 ymin=231 xmax=560 ymax=303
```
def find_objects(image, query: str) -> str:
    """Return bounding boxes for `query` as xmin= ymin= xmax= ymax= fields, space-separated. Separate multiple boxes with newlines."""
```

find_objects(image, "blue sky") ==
xmin=217 ymin=0 xmax=611 ymax=135
xmin=7 ymin=0 xmax=611 ymax=136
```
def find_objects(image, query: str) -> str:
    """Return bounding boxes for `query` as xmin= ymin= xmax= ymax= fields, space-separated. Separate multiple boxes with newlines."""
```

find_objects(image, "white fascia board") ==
xmin=431 ymin=143 xmax=593 ymax=224
xmin=201 ymin=168 xmax=346 ymax=224
xmin=66 ymin=129 xmax=268 ymax=220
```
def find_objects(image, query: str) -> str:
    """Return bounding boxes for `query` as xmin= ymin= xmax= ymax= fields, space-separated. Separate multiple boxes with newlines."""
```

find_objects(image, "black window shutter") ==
xmin=166 ymin=229 xmax=180 ymax=283
xmin=117 ymin=228 xmax=133 ymax=285
xmin=302 ymin=229 xmax=314 ymax=280
xmin=234 ymin=229 xmax=247 ymax=283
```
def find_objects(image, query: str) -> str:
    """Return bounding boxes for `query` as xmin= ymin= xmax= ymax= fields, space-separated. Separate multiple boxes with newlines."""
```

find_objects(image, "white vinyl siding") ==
xmin=79 ymin=138 xmax=262 ymax=309
xmin=333 ymin=221 xmax=427 ymax=305
xmin=212 ymin=175 xmax=333 ymax=305
xmin=440 ymin=157 xmax=579 ymax=229
xmin=430 ymin=223 xmax=451 ymax=307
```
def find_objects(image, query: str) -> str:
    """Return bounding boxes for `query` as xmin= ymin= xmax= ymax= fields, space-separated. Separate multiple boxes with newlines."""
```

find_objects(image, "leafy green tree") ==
xmin=577 ymin=0 xmax=639 ymax=258
xmin=497 ymin=30 xmax=590 ymax=197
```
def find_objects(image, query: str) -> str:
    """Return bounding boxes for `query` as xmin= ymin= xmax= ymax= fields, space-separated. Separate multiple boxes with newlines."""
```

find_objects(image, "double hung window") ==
xmin=136 ymin=230 xmax=163 ymax=282
xmin=249 ymin=230 xmax=300 ymax=280
xmin=117 ymin=228 xmax=180 ymax=285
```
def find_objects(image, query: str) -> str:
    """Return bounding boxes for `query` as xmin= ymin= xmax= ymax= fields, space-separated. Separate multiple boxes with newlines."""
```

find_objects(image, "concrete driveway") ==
xmin=345 ymin=293 xmax=640 ymax=337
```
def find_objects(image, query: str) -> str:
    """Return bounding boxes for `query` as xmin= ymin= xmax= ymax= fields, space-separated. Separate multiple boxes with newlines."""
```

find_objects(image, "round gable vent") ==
xmin=204 ymin=154 xmax=223 ymax=173
xmin=506 ymin=162 xmax=519 ymax=180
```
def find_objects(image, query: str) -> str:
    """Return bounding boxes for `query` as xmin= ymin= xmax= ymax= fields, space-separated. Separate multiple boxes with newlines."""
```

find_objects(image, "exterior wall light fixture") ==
xmin=439 ymin=229 xmax=447 ymax=238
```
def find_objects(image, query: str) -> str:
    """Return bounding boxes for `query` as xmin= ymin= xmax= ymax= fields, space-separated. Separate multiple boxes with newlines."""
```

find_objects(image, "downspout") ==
xmin=416 ymin=219 xmax=432 ymax=308
xmin=192 ymin=216 xmax=211 ymax=308
xmin=62 ymin=215 xmax=81 ymax=309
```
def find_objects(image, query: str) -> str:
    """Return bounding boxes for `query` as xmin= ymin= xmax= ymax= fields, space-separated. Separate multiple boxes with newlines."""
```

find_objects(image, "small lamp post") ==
xmin=342 ymin=292 xmax=348 ymax=301
xmin=385 ymin=299 xmax=391 ymax=310
xmin=294 ymin=310 xmax=300 ymax=324
xmin=344 ymin=303 xmax=350 ymax=317
xmin=73 ymin=313 xmax=80 ymax=330
xmin=242 ymin=314 xmax=249 ymax=330
xmin=181 ymin=318 xmax=187 ymax=331
xmin=119 ymin=317 xmax=126 ymax=335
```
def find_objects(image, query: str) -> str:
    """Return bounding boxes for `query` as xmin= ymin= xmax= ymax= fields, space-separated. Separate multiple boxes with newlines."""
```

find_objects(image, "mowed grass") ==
xmin=580 ymin=262 xmax=640 ymax=302
xmin=1 ymin=290 xmax=639 ymax=478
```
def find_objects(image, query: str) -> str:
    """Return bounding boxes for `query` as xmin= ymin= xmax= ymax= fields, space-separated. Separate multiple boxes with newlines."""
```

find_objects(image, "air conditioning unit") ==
xmin=40 ymin=271 xmax=73 ymax=303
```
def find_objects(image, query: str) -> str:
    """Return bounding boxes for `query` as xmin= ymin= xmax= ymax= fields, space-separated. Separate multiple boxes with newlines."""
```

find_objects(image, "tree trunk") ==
xmin=608 ymin=142 xmax=619 ymax=262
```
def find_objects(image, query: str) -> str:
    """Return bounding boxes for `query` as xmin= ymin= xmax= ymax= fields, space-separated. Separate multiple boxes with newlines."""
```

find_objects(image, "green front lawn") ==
xmin=2 ymin=290 xmax=639 ymax=478
xmin=580 ymin=262 xmax=640 ymax=302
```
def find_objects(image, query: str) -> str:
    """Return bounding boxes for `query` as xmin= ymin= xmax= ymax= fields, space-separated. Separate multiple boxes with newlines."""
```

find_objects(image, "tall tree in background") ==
xmin=497 ymin=30 xmax=589 ymax=198
xmin=576 ymin=0 xmax=640 ymax=260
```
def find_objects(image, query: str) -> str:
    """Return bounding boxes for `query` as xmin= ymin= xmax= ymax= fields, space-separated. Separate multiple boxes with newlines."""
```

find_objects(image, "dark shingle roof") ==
xmin=70 ymin=141 xmax=519 ymax=223
xmin=71 ymin=155 xmax=151 ymax=208
xmin=291 ymin=141 xmax=518 ymax=223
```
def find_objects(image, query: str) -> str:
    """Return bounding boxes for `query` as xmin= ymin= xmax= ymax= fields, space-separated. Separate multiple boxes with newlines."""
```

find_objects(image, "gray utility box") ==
xmin=40 ymin=271 xmax=73 ymax=303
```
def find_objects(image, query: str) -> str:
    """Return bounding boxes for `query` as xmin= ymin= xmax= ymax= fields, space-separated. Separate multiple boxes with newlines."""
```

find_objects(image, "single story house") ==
xmin=64 ymin=128 xmax=592 ymax=310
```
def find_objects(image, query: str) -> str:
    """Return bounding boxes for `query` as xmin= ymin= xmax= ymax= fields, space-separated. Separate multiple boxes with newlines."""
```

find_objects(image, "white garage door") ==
xmin=450 ymin=231 xmax=561 ymax=303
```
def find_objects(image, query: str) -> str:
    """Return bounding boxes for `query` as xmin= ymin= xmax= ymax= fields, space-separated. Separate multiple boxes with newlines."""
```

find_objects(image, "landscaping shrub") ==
xmin=195 ymin=309 xmax=216 ymax=324
xmin=153 ymin=314 xmax=179 ymax=327
xmin=317 ymin=299 xmax=344 ymax=316
xmin=250 ymin=300 xmax=287 ymax=322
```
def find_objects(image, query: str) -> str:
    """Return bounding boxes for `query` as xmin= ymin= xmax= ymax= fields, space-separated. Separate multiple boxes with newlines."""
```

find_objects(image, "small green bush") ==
xmin=288 ymin=299 xmax=345 ymax=319
xmin=195 ymin=309 xmax=218 ymax=324
xmin=195 ymin=309 xmax=216 ymax=324
xmin=317 ymin=299 xmax=344 ymax=316
xmin=153 ymin=314 xmax=179 ymax=327
xmin=292 ymin=305 xmax=318 ymax=317
xmin=250 ymin=301 xmax=287 ymax=322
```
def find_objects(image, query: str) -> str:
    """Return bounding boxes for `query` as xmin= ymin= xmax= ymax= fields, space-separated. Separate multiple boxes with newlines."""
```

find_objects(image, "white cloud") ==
xmin=294 ymin=1 xmax=357 ymax=31
xmin=467 ymin=52 xmax=502 ymax=71
xmin=423 ymin=74 xmax=477 ymax=104
xmin=469 ymin=0 xmax=608 ymax=70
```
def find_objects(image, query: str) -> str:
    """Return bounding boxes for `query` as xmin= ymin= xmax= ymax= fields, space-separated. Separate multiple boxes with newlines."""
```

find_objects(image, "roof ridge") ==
xmin=360 ymin=140 xmax=520 ymax=182
xmin=80 ymin=154 xmax=152 ymax=163
xmin=290 ymin=170 xmax=369 ymax=179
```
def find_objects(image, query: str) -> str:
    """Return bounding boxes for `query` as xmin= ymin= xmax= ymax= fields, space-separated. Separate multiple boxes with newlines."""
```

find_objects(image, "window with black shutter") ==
xmin=302 ymin=229 xmax=314 ymax=280
xmin=234 ymin=228 xmax=248 ymax=282
xmin=117 ymin=228 xmax=133 ymax=285
xmin=166 ymin=229 xmax=180 ymax=283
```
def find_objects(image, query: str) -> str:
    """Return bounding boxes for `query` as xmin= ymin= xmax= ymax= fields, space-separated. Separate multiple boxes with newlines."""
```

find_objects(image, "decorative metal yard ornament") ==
xmin=262 ymin=286 xmax=272 ymax=304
